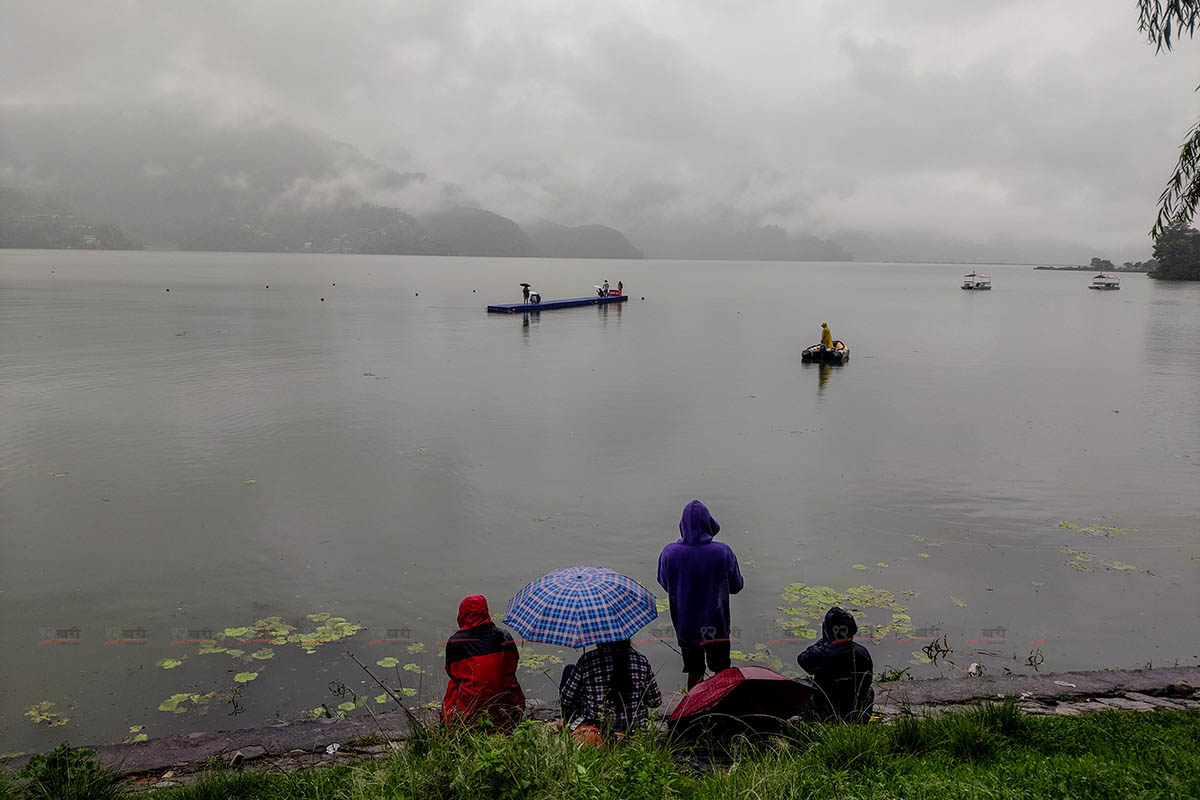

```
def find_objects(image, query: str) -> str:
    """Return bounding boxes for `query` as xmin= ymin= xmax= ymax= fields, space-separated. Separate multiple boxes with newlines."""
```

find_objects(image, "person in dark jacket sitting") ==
xmin=797 ymin=607 xmax=874 ymax=722
xmin=560 ymin=639 xmax=661 ymax=737
xmin=442 ymin=595 xmax=525 ymax=731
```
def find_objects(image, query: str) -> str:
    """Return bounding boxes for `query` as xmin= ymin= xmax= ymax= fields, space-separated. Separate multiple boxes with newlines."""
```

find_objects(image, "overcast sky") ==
xmin=3 ymin=0 xmax=1198 ymax=256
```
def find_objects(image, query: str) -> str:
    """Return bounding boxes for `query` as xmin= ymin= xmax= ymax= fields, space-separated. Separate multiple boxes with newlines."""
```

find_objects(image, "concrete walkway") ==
xmin=2 ymin=665 xmax=1196 ymax=791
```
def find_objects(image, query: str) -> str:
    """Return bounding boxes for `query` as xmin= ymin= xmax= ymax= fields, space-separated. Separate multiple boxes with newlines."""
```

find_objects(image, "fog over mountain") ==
xmin=3 ymin=0 xmax=1197 ymax=263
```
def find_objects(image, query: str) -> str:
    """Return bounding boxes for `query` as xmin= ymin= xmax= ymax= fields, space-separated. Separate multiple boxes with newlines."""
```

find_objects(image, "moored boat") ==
xmin=961 ymin=272 xmax=992 ymax=290
xmin=801 ymin=341 xmax=850 ymax=364
xmin=1089 ymin=273 xmax=1120 ymax=290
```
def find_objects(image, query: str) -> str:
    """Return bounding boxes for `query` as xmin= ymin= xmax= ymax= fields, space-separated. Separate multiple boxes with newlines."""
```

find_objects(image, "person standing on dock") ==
xmin=617 ymin=280 xmax=623 ymax=296
xmin=820 ymin=322 xmax=833 ymax=349
xmin=522 ymin=284 xmax=530 ymax=304
xmin=658 ymin=500 xmax=744 ymax=689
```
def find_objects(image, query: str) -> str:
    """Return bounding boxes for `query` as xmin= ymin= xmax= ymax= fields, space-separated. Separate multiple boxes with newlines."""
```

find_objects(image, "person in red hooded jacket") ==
xmin=442 ymin=595 xmax=525 ymax=731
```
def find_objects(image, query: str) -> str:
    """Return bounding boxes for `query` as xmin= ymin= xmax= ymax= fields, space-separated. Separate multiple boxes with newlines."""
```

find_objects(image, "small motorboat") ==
xmin=801 ymin=340 xmax=850 ymax=364
xmin=1089 ymin=273 xmax=1120 ymax=290
xmin=961 ymin=272 xmax=991 ymax=290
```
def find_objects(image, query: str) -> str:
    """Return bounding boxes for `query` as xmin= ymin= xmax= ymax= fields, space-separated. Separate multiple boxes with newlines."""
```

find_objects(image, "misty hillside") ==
xmin=525 ymin=219 xmax=643 ymax=259
xmin=0 ymin=186 xmax=138 ymax=249
xmin=419 ymin=207 xmax=539 ymax=257
xmin=0 ymin=107 xmax=451 ymax=254
xmin=625 ymin=220 xmax=852 ymax=262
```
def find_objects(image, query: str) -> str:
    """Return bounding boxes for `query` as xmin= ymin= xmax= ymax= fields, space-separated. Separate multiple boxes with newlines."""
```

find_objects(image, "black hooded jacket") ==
xmin=797 ymin=607 xmax=874 ymax=720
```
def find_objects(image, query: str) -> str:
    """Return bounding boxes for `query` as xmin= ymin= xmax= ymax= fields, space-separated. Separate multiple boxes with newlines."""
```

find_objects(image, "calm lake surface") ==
xmin=2 ymin=250 xmax=1198 ymax=750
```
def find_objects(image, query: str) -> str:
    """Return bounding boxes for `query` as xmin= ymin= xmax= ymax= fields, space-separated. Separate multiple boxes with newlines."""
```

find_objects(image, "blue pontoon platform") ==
xmin=487 ymin=295 xmax=628 ymax=313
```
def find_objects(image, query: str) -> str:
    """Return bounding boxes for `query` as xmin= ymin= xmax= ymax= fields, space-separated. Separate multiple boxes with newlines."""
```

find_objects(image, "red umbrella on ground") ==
xmin=668 ymin=666 xmax=814 ymax=736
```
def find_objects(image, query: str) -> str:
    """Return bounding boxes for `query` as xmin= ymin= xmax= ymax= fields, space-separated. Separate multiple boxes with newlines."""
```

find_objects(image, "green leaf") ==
xmin=376 ymin=657 xmax=400 ymax=668
xmin=156 ymin=658 xmax=183 ymax=670
xmin=233 ymin=671 xmax=258 ymax=683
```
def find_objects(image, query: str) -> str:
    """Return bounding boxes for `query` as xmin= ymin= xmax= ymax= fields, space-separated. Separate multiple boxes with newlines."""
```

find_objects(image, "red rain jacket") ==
xmin=441 ymin=595 xmax=525 ymax=727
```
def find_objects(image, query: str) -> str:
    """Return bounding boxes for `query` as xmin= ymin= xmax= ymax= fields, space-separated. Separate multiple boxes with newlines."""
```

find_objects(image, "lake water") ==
xmin=2 ymin=250 xmax=1198 ymax=750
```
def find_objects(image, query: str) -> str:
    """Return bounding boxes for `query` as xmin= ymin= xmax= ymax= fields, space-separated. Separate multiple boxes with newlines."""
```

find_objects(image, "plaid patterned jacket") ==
xmin=560 ymin=644 xmax=662 ymax=732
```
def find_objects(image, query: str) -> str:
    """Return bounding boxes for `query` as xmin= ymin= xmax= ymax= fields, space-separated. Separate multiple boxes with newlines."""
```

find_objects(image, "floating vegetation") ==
xmin=1058 ymin=520 xmax=1136 ymax=537
xmin=744 ymin=559 xmax=759 ymax=569
xmin=851 ymin=564 xmax=868 ymax=570
xmin=233 ymin=672 xmax=258 ymax=683
xmin=919 ymin=553 xmax=931 ymax=558
xmin=403 ymin=663 xmax=423 ymax=674
xmin=910 ymin=535 xmax=925 ymax=542
xmin=224 ymin=627 xmax=252 ymax=639
xmin=876 ymin=563 xmax=889 ymax=568
xmin=310 ymin=706 xmax=329 ymax=719
xmin=377 ymin=657 xmax=400 ymax=668
xmin=778 ymin=584 xmax=912 ymax=639
xmin=375 ymin=694 xmax=390 ymax=705
xmin=197 ymin=642 xmax=229 ymax=655
xmin=25 ymin=700 xmax=67 ymax=727
xmin=123 ymin=725 xmax=148 ymax=744
xmin=656 ymin=597 xmax=670 ymax=613
xmin=337 ymin=701 xmax=357 ymax=712
xmin=951 ymin=596 xmax=967 ymax=608
xmin=406 ymin=642 xmax=426 ymax=655
xmin=250 ymin=648 xmax=274 ymax=660
xmin=157 ymin=692 xmax=219 ymax=715
xmin=1063 ymin=548 xmax=1139 ymax=572
xmin=307 ymin=613 xmax=331 ymax=623
xmin=518 ymin=651 xmax=564 ymax=673
xmin=156 ymin=658 xmax=184 ymax=670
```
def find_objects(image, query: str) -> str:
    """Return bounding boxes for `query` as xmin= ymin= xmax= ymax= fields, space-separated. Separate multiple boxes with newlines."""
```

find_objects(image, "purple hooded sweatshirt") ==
xmin=657 ymin=500 xmax=744 ymax=647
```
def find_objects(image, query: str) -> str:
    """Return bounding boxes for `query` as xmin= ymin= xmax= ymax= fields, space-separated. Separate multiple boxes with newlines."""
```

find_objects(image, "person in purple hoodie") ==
xmin=657 ymin=500 xmax=744 ymax=689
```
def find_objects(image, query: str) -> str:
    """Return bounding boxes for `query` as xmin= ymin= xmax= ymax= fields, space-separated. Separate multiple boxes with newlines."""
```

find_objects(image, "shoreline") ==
xmin=3 ymin=664 xmax=1196 ymax=786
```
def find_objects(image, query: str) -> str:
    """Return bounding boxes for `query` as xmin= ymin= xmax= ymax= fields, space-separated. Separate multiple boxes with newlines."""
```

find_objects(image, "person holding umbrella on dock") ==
xmin=658 ymin=500 xmax=744 ymax=689
xmin=521 ymin=283 xmax=531 ymax=304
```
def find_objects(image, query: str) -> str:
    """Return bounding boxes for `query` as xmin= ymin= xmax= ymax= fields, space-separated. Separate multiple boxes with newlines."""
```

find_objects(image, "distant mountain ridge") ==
xmin=0 ymin=186 xmax=138 ymax=249
xmin=525 ymin=219 xmax=643 ymax=259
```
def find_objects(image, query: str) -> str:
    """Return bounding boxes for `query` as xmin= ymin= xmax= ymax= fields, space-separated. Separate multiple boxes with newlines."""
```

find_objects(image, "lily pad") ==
xmin=402 ymin=663 xmax=423 ymax=674
xmin=376 ymin=694 xmax=390 ymax=704
xmin=223 ymin=627 xmax=252 ymax=639
xmin=233 ymin=671 xmax=258 ymax=683
xmin=377 ymin=657 xmax=400 ymax=668
xmin=307 ymin=612 xmax=331 ymax=622
xmin=156 ymin=658 xmax=184 ymax=670
xmin=25 ymin=700 xmax=67 ymax=726
xmin=951 ymin=596 xmax=967 ymax=608
xmin=337 ymin=701 xmax=356 ymax=712
xmin=158 ymin=694 xmax=191 ymax=714
xmin=919 ymin=553 xmax=930 ymax=558
xmin=851 ymin=564 xmax=868 ymax=570
xmin=910 ymin=535 xmax=925 ymax=542
xmin=400 ymin=688 xmax=417 ymax=697
xmin=655 ymin=597 xmax=670 ymax=613
xmin=250 ymin=648 xmax=275 ymax=660
xmin=406 ymin=642 xmax=425 ymax=655
xmin=876 ymin=563 xmax=889 ymax=568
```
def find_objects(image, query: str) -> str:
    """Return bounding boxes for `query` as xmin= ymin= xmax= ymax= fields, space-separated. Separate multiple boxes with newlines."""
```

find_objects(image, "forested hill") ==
xmin=0 ymin=186 xmax=138 ymax=249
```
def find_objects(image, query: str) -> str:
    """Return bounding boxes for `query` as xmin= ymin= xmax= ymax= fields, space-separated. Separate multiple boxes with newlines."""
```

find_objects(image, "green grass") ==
xmin=5 ymin=705 xmax=1200 ymax=799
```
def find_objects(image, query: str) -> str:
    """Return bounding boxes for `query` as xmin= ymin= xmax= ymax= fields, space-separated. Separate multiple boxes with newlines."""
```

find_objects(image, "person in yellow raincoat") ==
xmin=820 ymin=322 xmax=833 ymax=349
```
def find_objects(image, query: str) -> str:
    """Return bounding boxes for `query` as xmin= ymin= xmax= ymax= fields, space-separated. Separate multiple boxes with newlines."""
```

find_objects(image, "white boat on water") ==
xmin=961 ymin=272 xmax=991 ymax=290
xmin=1089 ymin=273 xmax=1120 ymax=290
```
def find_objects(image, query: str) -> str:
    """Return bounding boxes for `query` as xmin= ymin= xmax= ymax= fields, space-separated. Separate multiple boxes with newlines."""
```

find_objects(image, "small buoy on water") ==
xmin=472 ymin=289 xmax=476 ymax=292
xmin=166 ymin=288 xmax=170 ymax=292
xmin=641 ymin=296 xmax=644 ymax=300
xmin=320 ymin=297 xmax=325 ymax=302
xmin=332 ymin=282 xmax=336 ymax=286
xmin=265 ymin=285 xmax=269 ymax=288
xmin=415 ymin=292 xmax=419 ymax=296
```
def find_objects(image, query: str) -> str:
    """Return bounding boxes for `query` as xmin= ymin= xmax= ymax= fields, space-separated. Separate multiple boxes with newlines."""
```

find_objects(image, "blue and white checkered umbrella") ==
xmin=503 ymin=566 xmax=658 ymax=648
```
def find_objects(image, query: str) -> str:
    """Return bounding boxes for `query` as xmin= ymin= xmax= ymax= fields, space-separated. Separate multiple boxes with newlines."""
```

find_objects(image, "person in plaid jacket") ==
xmin=560 ymin=639 xmax=662 ymax=735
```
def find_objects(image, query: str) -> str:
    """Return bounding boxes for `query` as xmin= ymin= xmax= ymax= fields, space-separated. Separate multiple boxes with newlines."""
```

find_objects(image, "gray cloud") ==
xmin=2 ymin=0 xmax=1198 ymax=259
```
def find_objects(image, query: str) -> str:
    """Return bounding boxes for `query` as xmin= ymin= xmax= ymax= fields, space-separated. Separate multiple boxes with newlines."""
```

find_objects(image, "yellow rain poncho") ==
xmin=820 ymin=322 xmax=833 ymax=348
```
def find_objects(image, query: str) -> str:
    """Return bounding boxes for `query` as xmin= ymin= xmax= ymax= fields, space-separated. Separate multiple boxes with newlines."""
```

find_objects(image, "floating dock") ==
xmin=487 ymin=295 xmax=628 ymax=313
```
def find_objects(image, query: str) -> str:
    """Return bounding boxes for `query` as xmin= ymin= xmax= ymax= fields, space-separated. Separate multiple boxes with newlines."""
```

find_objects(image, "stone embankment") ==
xmin=2 ymin=666 xmax=1196 ymax=792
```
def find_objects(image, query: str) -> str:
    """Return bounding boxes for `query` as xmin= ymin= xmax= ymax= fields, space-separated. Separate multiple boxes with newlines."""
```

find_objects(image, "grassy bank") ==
xmin=4 ymin=704 xmax=1199 ymax=799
